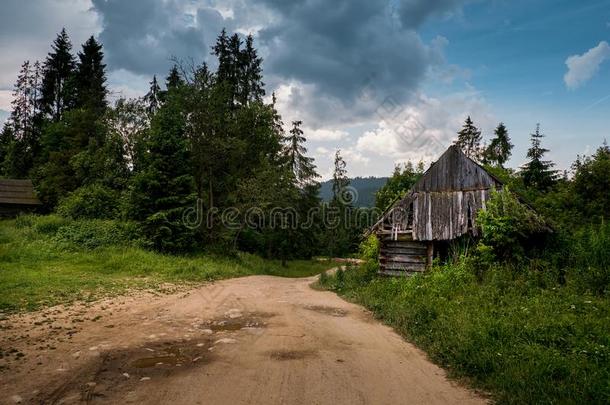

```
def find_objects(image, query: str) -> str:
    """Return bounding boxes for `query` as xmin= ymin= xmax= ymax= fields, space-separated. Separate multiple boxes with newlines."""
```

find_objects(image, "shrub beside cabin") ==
xmin=368 ymin=145 xmax=503 ymax=276
xmin=0 ymin=179 xmax=42 ymax=217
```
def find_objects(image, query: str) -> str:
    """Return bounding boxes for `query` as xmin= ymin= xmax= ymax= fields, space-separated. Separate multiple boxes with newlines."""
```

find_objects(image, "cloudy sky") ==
xmin=1 ymin=0 xmax=609 ymax=178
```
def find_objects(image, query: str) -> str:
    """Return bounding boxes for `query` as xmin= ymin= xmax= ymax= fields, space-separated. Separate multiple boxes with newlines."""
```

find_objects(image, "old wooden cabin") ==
xmin=0 ymin=179 xmax=42 ymax=217
xmin=368 ymin=145 xmax=502 ymax=276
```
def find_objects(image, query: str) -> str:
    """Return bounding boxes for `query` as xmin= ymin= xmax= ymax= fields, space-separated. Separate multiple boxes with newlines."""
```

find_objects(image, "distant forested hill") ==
xmin=319 ymin=177 xmax=389 ymax=207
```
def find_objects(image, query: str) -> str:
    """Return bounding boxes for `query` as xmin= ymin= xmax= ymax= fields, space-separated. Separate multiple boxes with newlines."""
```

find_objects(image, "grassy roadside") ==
xmin=0 ymin=216 xmax=336 ymax=313
xmin=319 ymin=262 xmax=610 ymax=404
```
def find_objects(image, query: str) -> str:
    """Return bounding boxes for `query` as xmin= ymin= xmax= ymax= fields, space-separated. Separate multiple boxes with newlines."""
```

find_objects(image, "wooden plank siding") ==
xmin=0 ymin=179 xmax=42 ymax=217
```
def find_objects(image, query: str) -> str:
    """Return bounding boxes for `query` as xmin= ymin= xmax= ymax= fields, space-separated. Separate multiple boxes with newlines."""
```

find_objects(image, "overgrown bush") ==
xmin=566 ymin=221 xmax=610 ymax=295
xmin=15 ymin=214 xmax=70 ymax=235
xmin=143 ymin=210 xmax=197 ymax=253
xmin=476 ymin=187 xmax=548 ymax=263
xmin=359 ymin=234 xmax=380 ymax=262
xmin=56 ymin=183 xmax=121 ymax=220
xmin=53 ymin=219 xmax=143 ymax=250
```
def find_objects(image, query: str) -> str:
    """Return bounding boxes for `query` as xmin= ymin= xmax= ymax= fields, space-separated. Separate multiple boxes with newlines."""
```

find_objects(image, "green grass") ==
xmin=0 ymin=216 xmax=336 ymax=313
xmin=320 ymin=262 xmax=610 ymax=404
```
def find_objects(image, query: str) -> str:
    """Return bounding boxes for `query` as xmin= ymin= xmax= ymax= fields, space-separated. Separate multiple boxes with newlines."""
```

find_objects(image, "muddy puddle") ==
xmin=130 ymin=344 xmax=205 ymax=368
xmin=35 ymin=340 xmax=214 ymax=404
xmin=269 ymin=349 xmax=317 ymax=361
xmin=200 ymin=311 xmax=275 ymax=332
xmin=304 ymin=305 xmax=348 ymax=317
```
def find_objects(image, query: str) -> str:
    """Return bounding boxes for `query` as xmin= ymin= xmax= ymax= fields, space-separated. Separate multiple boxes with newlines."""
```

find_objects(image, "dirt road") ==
xmin=0 ymin=273 xmax=486 ymax=404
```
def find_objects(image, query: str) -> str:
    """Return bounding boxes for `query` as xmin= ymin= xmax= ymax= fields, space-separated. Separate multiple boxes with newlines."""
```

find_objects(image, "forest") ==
xmin=0 ymin=28 xmax=366 ymax=261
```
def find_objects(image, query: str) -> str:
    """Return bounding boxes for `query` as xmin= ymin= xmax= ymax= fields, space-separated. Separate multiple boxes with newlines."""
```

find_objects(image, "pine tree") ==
xmin=213 ymin=29 xmax=239 ymax=104
xmin=165 ymin=65 xmax=184 ymax=90
xmin=284 ymin=120 xmax=319 ymax=187
xmin=332 ymin=150 xmax=350 ymax=204
xmin=41 ymin=28 xmax=76 ymax=121
xmin=3 ymin=60 xmax=43 ymax=177
xmin=75 ymin=36 xmax=107 ymax=113
xmin=269 ymin=92 xmax=285 ymax=145
xmin=454 ymin=116 xmax=483 ymax=160
xmin=521 ymin=124 xmax=557 ymax=190
xmin=144 ymin=76 xmax=161 ymax=115
xmin=10 ymin=61 xmax=34 ymax=141
xmin=128 ymin=90 xmax=195 ymax=252
xmin=212 ymin=29 xmax=231 ymax=83
xmin=239 ymin=34 xmax=265 ymax=105
xmin=484 ymin=123 xmax=513 ymax=167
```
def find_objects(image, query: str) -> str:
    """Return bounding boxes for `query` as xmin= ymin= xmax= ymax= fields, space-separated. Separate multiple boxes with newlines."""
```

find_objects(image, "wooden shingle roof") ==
xmin=0 ymin=179 xmax=42 ymax=206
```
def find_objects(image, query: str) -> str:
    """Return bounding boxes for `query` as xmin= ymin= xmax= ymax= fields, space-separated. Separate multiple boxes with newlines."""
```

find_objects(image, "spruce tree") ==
xmin=332 ymin=150 xmax=350 ymax=204
xmin=326 ymin=150 xmax=353 ymax=256
xmin=75 ymin=36 xmax=107 ymax=113
xmin=41 ymin=28 xmax=76 ymax=121
xmin=239 ymin=34 xmax=265 ymax=105
xmin=4 ymin=60 xmax=43 ymax=177
xmin=455 ymin=116 xmax=483 ymax=160
xmin=284 ymin=120 xmax=319 ymax=187
xmin=165 ymin=65 xmax=184 ymax=90
xmin=128 ymin=90 xmax=195 ymax=252
xmin=521 ymin=124 xmax=557 ymax=190
xmin=485 ymin=123 xmax=513 ymax=167
xmin=144 ymin=76 xmax=161 ymax=115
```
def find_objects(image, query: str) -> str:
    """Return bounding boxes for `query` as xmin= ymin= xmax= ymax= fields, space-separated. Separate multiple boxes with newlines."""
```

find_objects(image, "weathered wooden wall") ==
xmin=0 ymin=179 xmax=42 ymax=217
xmin=378 ymin=232 xmax=427 ymax=275
xmin=411 ymin=189 xmax=490 ymax=241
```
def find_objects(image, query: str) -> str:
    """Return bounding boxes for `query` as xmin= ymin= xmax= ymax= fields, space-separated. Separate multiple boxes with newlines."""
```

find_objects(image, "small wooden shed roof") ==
xmin=0 ymin=179 xmax=42 ymax=206
xmin=369 ymin=145 xmax=503 ymax=242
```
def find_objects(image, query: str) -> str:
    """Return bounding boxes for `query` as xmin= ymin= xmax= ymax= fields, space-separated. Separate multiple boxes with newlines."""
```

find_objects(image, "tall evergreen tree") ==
xmin=2 ymin=60 xmax=43 ymax=177
xmin=521 ymin=124 xmax=557 ymax=190
xmin=325 ymin=150 xmax=354 ymax=256
xmin=213 ymin=29 xmax=239 ymax=105
xmin=165 ymin=65 xmax=184 ymax=90
xmin=75 ymin=36 xmax=107 ymax=113
xmin=284 ymin=120 xmax=319 ymax=187
xmin=128 ymin=89 xmax=195 ymax=252
xmin=454 ymin=116 xmax=483 ymax=160
xmin=331 ymin=150 xmax=350 ymax=204
xmin=239 ymin=34 xmax=265 ymax=105
xmin=484 ymin=123 xmax=513 ymax=167
xmin=144 ymin=76 xmax=161 ymax=115
xmin=41 ymin=28 xmax=76 ymax=121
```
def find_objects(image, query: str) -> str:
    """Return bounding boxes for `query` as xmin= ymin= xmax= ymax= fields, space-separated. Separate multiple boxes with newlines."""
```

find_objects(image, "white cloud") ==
xmin=564 ymin=41 xmax=610 ymax=90
xmin=107 ymin=69 xmax=151 ymax=102
xmin=306 ymin=128 xmax=348 ymax=142
xmin=0 ymin=90 xmax=12 ymax=111
xmin=355 ymin=90 xmax=495 ymax=167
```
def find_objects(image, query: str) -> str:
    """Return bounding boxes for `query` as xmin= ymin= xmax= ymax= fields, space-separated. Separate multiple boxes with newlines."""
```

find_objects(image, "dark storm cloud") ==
xmin=251 ymin=0 xmax=467 ymax=119
xmin=256 ymin=0 xmax=433 ymax=103
xmin=91 ymin=0 xmax=229 ymax=77
xmin=91 ymin=0 xmax=467 ymax=116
